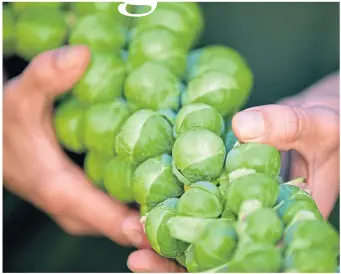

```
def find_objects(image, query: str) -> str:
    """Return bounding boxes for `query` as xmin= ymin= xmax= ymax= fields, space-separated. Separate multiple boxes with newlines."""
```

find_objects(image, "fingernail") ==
xmin=122 ymin=216 xmax=144 ymax=248
xmin=56 ymin=46 xmax=83 ymax=70
xmin=234 ymin=110 xmax=265 ymax=140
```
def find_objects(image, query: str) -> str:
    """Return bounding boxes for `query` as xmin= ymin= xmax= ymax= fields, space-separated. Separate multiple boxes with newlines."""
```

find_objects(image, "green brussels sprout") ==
xmin=15 ymin=7 xmax=68 ymax=60
xmin=225 ymin=143 xmax=281 ymax=181
xmin=132 ymin=5 xmax=197 ymax=50
xmin=115 ymin=110 xmax=174 ymax=165
xmin=54 ymin=97 xmax=86 ymax=153
xmin=192 ymin=219 xmax=237 ymax=270
xmin=12 ymin=2 xmax=63 ymax=14
xmin=159 ymin=2 xmax=204 ymax=45
xmin=69 ymin=2 xmax=132 ymax=27
xmin=82 ymin=100 xmax=130 ymax=156
xmin=177 ymin=181 xmax=223 ymax=218
xmin=145 ymin=198 xmax=188 ymax=258
xmin=284 ymin=248 xmax=338 ymax=273
xmin=284 ymin=219 xmax=339 ymax=254
xmin=103 ymin=155 xmax=135 ymax=203
xmin=175 ymin=253 xmax=186 ymax=268
xmin=69 ymin=14 xmax=127 ymax=52
xmin=225 ymin=172 xmax=279 ymax=217
xmin=186 ymin=46 xmax=254 ymax=95
xmin=132 ymin=154 xmax=183 ymax=211
xmin=3 ymin=6 xmax=16 ymax=57
xmin=276 ymin=198 xmax=322 ymax=226
xmin=127 ymin=27 xmax=187 ymax=78
xmin=72 ymin=52 xmax=126 ymax=104
xmin=172 ymin=129 xmax=226 ymax=185
xmin=226 ymin=241 xmax=282 ymax=273
xmin=275 ymin=178 xmax=310 ymax=205
xmin=124 ymin=62 xmax=182 ymax=111
xmin=84 ymin=151 xmax=111 ymax=188
xmin=237 ymin=208 xmax=283 ymax=244
xmin=168 ymin=217 xmax=237 ymax=271
xmin=173 ymin=103 xmax=225 ymax=138
xmin=185 ymin=244 xmax=203 ymax=273
xmin=167 ymin=216 xmax=217 ymax=244
xmin=181 ymin=71 xmax=246 ymax=117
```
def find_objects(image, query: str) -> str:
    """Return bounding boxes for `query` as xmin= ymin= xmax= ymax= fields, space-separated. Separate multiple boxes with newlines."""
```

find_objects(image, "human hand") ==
xmin=3 ymin=46 xmax=149 ymax=249
xmin=126 ymin=72 xmax=339 ymax=273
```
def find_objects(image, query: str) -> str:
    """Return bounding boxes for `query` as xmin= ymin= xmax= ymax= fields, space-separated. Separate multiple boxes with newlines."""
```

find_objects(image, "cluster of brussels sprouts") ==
xmin=5 ymin=2 xmax=339 ymax=273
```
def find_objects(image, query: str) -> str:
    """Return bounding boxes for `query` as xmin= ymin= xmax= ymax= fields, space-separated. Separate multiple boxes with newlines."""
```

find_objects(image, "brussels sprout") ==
xmin=72 ymin=52 xmax=126 ymax=104
xmin=54 ymin=98 xmax=86 ymax=153
xmin=69 ymin=2 xmax=132 ymax=27
xmin=172 ymin=129 xmax=226 ymax=185
xmin=193 ymin=219 xmax=237 ymax=270
xmin=132 ymin=5 xmax=197 ymax=50
xmin=284 ymin=248 xmax=338 ymax=273
xmin=145 ymin=198 xmax=188 ymax=258
xmin=124 ymin=62 xmax=182 ymax=111
xmin=275 ymin=179 xmax=311 ymax=206
xmin=177 ymin=181 xmax=223 ymax=218
xmin=283 ymin=219 xmax=339 ymax=254
xmin=3 ymin=6 xmax=16 ymax=57
xmin=173 ymin=103 xmax=225 ymax=138
xmin=226 ymin=241 xmax=282 ymax=273
xmin=103 ymin=156 xmax=135 ymax=203
xmin=84 ymin=151 xmax=111 ymax=188
xmin=168 ymin=217 xmax=237 ymax=270
xmin=82 ymin=100 xmax=130 ymax=156
xmin=15 ymin=7 xmax=68 ymax=60
xmin=175 ymin=253 xmax=186 ymax=268
xmin=225 ymin=172 xmax=279 ymax=217
xmin=69 ymin=14 xmax=127 ymax=52
xmin=181 ymin=71 xmax=246 ymax=117
xmin=186 ymin=46 xmax=254 ymax=95
xmin=237 ymin=208 xmax=283 ymax=244
xmin=276 ymin=198 xmax=322 ymax=226
xmin=12 ymin=2 xmax=63 ymax=14
xmin=167 ymin=216 xmax=216 ymax=244
xmin=127 ymin=27 xmax=187 ymax=78
xmin=159 ymin=2 xmax=204 ymax=45
xmin=132 ymin=154 xmax=183 ymax=211
xmin=225 ymin=143 xmax=281 ymax=181
xmin=185 ymin=244 xmax=203 ymax=273
xmin=115 ymin=110 xmax=174 ymax=165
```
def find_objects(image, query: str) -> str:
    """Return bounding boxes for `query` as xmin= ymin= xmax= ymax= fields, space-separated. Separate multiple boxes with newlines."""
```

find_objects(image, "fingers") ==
xmin=55 ymin=216 xmax=100 ymax=236
xmin=232 ymin=104 xmax=315 ymax=153
xmin=41 ymin=167 xmax=150 ymax=249
xmin=309 ymin=153 xmax=340 ymax=219
xmin=127 ymin=250 xmax=186 ymax=273
xmin=5 ymin=45 xmax=90 ymax=103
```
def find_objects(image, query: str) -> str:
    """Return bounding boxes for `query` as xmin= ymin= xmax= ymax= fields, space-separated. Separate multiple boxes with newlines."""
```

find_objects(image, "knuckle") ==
xmin=282 ymin=106 xmax=306 ymax=143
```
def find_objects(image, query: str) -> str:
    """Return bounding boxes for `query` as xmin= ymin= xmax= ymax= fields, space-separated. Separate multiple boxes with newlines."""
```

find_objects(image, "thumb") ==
xmin=6 ymin=45 xmax=90 ymax=103
xmin=232 ymin=104 xmax=314 ymax=153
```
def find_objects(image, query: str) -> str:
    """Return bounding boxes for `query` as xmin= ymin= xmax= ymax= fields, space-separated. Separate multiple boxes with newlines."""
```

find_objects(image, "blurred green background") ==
xmin=3 ymin=2 xmax=339 ymax=273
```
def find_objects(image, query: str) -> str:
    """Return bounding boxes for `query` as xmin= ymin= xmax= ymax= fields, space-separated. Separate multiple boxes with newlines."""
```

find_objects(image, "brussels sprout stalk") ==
xmin=238 ymin=199 xmax=263 ymax=221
